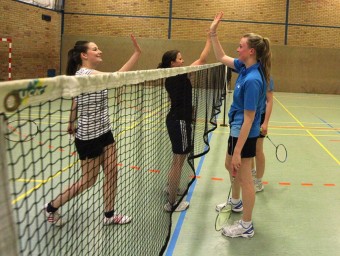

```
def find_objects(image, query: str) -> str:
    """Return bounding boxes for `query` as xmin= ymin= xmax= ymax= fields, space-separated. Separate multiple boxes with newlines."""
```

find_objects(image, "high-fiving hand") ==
xmin=210 ymin=12 xmax=224 ymax=33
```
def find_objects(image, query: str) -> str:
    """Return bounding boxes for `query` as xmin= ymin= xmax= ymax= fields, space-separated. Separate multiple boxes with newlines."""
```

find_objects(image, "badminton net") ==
xmin=0 ymin=63 xmax=226 ymax=256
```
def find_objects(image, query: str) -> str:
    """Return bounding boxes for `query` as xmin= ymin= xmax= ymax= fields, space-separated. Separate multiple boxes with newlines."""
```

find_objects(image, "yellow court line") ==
xmin=16 ymin=178 xmax=45 ymax=183
xmin=274 ymin=96 xmax=340 ymax=165
xmin=12 ymin=159 xmax=79 ymax=204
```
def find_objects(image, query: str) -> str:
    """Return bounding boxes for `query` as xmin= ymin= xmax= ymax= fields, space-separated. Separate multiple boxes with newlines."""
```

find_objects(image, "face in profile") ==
xmin=82 ymin=42 xmax=103 ymax=65
xmin=171 ymin=52 xmax=184 ymax=67
xmin=237 ymin=37 xmax=254 ymax=63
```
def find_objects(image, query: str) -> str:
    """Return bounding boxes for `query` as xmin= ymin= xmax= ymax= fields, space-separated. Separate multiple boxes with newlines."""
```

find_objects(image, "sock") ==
xmin=230 ymin=198 xmax=241 ymax=204
xmin=251 ymin=168 xmax=256 ymax=175
xmin=104 ymin=210 xmax=115 ymax=218
xmin=46 ymin=202 xmax=58 ymax=213
xmin=241 ymin=220 xmax=252 ymax=228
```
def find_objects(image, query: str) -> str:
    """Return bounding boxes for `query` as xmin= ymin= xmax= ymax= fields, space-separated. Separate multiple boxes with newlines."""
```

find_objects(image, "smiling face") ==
xmin=81 ymin=42 xmax=103 ymax=68
xmin=170 ymin=52 xmax=184 ymax=67
xmin=237 ymin=37 xmax=255 ymax=63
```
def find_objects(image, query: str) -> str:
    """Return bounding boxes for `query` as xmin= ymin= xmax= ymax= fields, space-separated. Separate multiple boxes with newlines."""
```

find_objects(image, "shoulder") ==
xmin=76 ymin=68 xmax=93 ymax=76
xmin=233 ymin=59 xmax=245 ymax=73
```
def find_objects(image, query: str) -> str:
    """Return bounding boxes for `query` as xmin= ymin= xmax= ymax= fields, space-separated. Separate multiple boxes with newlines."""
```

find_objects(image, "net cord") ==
xmin=0 ymin=63 xmax=222 ymax=113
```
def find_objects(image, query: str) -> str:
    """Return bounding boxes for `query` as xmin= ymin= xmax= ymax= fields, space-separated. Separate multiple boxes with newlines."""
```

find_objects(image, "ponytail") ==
xmin=243 ymin=33 xmax=272 ymax=86
xmin=66 ymin=41 xmax=89 ymax=75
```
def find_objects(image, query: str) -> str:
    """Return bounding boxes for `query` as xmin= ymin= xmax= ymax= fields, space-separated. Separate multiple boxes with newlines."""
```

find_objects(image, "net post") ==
xmin=0 ymin=114 xmax=19 ymax=256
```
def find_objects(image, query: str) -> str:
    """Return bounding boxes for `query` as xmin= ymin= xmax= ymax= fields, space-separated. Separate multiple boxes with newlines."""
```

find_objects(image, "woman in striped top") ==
xmin=43 ymin=35 xmax=141 ymax=226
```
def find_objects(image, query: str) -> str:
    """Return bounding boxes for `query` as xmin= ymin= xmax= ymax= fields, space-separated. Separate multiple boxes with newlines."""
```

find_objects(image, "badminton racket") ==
xmin=215 ymin=171 xmax=236 ymax=231
xmin=266 ymin=135 xmax=287 ymax=163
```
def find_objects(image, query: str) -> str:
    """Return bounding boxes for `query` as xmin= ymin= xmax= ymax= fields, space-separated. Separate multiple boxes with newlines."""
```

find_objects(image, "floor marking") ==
xmin=274 ymin=96 xmax=340 ymax=165
xmin=211 ymin=177 xmax=223 ymax=181
xmin=148 ymin=169 xmax=160 ymax=173
xmin=279 ymin=182 xmax=291 ymax=186
xmin=301 ymin=183 xmax=313 ymax=186
xmin=130 ymin=166 xmax=140 ymax=170
xmin=324 ymin=184 xmax=336 ymax=187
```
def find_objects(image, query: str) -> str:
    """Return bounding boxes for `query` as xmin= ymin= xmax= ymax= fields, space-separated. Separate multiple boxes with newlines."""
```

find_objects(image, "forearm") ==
xmin=69 ymin=99 xmax=77 ymax=123
xmin=118 ymin=51 xmax=141 ymax=72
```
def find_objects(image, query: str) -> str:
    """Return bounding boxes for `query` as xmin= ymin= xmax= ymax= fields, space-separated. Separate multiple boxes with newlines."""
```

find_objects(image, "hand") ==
xmin=210 ymin=12 xmax=224 ymax=33
xmin=260 ymin=124 xmax=268 ymax=136
xmin=130 ymin=34 xmax=141 ymax=54
xmin=231 ymin=153 xmax=241 ymax=173
xmin=67 ymin=123 xmax=76 ymax=136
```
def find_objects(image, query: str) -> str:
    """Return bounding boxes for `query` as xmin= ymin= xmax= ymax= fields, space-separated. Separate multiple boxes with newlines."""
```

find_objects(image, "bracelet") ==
xmin=209 ymin=31 xmax=217 ymax=37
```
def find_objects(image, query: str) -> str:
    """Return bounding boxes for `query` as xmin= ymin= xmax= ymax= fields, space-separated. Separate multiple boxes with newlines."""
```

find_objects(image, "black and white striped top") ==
xmin=75 ymin=68 xmax=111 ymax=140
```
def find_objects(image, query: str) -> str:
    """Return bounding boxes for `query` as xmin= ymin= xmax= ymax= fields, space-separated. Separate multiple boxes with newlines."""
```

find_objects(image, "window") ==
xmin=17 ymin=0 xmax=63 ymax=11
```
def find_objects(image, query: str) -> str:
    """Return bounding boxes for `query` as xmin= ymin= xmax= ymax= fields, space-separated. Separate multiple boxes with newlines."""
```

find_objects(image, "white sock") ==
xmin=241 ymin=220 xmax=252 ymax=228
xmin=230 ymin=198 xmax=241 ymax=204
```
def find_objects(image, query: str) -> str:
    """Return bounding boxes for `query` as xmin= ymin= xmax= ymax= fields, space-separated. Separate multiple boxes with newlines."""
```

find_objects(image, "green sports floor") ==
xmin=165 ymin=92 xmax=340 ymax=256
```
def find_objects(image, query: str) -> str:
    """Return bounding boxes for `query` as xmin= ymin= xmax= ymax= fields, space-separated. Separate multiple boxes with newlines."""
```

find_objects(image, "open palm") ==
xmin=210 ymin=12 xmax=224 ymax=32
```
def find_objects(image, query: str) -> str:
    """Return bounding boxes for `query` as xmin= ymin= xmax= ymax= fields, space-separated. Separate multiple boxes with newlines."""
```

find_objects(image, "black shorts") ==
xmin=166 ymin=116 xmax=192 ymax=154
xmin=75 ymin=130 xmax=115 ymax=160
xmin=259 ymin=113 xmax=266 ymax=138
xmin=227 ymin=136 xmax=258 ymax=158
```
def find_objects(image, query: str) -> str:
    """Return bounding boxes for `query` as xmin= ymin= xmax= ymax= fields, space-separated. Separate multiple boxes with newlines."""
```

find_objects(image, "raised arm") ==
xmin=209 ymin=12 xmax=235 ymax=69
xmin=118 ymin=34 xmax=142 ymax=72
xmin=190 ymin=34 xmax=211 ymax=66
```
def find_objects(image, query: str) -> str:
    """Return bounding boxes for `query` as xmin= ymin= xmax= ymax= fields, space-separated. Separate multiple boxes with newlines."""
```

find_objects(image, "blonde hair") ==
xmin=243 ymin=33 xmax=272 ymax=85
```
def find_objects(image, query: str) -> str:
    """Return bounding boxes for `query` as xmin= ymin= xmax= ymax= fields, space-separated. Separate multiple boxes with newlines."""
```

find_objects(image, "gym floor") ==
xmin=165 ymin=92 xmax=340 ymax=256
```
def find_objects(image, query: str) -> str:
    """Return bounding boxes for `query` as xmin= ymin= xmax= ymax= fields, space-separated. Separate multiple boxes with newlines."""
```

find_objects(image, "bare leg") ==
xmin=102 ymin=143 xmax=118 ymax=212
xmin=238 ymin=158 xmax=255 ymax=222
xmin=255 ymin=137 xmax=265 ymax=179
xmin=51 ymin=157 xmax=101 ymax=208
xmin=168 ymin=153 xmax=187 ymax=204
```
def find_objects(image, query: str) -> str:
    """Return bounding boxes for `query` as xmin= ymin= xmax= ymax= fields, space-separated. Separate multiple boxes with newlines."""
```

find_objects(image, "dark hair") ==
xmin=243 ymin=33 xmax=272 ymax=85
xmin=157 ymin=50 xmax=180 ymax=69
xmin=66 ymin=41 xmax=89 ymax=75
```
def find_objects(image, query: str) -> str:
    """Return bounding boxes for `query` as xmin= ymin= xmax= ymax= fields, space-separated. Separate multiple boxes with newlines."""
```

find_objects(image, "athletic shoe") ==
xmin=215 ymin=198 xmax=243 ymax=212
xmin=42 ymin=203 xmax=64 ymax=226
xmin=221 ymin=220 xmax=254 ymax=238
xmin=255 ymin=180 xmax=264 ymax=192
xmin=103 ymin=214 xmax=132 ymax=225
xmin=164 ymin=201 xmax=190 ymax=212
xmin=163 ymin=185 xmax=186 ymax=196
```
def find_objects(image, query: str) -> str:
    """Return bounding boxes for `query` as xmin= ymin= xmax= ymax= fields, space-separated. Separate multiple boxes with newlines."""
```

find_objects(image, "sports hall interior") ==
xmin=1 ymin=1 xmax=340 ymax=256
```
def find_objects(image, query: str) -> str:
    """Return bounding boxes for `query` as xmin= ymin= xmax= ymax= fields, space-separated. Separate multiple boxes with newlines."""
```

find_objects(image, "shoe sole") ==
xmin=215 ymin=206 xmax=243 ymax=213
xmin=221 ymin=231 xmax=254 ymax=238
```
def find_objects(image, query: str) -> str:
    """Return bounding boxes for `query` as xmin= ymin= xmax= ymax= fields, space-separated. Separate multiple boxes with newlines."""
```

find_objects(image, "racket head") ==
xmin=276 ymin=144 xmax=287 ymax=163
xmin=5 ymin=119 xmax=39 ymax=142
xmin=215 ymin=204 xmax=232 ymax=231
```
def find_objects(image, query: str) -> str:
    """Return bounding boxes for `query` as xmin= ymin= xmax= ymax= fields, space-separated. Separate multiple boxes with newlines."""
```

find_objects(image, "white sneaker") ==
xmin=215 ymin=198 xmax=243 ymax=212
xmin=255 ymin=180 xmax=264 ymax=192
xmin=103 ymin=214 xmax=132 ymax=225
xmin=222 ymin=220 xmax=254 ymax=238
xmin=164 ymin=201 xmax=190 ymax=212
xmin=42 ymin=204 xmax=64 ymax=226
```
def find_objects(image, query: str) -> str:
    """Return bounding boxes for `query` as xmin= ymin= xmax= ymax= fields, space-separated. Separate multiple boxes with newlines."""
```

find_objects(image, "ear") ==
xmin=249 ymin=48 xmax=256 ymax=57
xmin=81 ymin=52 xmax=88 ymax=60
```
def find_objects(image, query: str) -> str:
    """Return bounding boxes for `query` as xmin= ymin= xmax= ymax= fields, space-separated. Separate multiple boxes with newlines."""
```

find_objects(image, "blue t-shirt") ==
xmin=229 ymin=59 xmax=266 ymax=138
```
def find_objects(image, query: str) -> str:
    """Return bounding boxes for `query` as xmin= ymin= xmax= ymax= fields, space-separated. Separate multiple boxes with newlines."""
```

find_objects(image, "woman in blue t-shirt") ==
xmin=209 ymin=12 xmax=272 ymax=238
